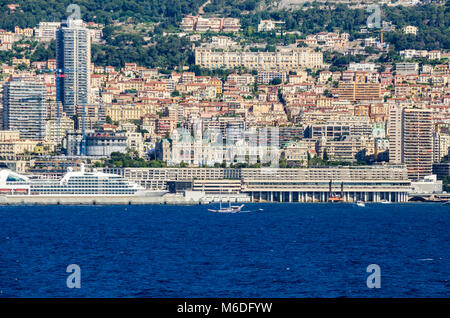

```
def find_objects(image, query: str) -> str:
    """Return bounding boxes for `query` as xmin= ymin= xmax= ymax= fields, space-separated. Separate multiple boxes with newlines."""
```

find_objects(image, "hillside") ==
xmin=0 ymin=0 xmax=208 ymax=30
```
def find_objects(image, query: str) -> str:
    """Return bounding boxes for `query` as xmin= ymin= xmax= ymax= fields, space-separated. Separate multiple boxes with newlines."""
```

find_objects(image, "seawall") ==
xmin=0 ymin=193 xmax=252 ymax=205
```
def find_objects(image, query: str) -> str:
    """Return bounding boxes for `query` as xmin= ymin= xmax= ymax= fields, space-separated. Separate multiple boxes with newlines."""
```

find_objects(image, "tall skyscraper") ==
xmin=56 ymin=19 xmax=90 ymax=117
xmin=389 ymin=107 xmax=433 ymax=181
xmin=387 ymin=105 xmax=403 ymax=164
xmin=2 ymin=78 xmax=47 ymax=140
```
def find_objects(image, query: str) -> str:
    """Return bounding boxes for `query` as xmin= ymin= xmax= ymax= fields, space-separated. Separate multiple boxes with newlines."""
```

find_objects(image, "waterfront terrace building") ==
xmin=103 ymin=166 xmax=411 ymax=203
xmin=195 ymin=47 xmax=323 ymax=71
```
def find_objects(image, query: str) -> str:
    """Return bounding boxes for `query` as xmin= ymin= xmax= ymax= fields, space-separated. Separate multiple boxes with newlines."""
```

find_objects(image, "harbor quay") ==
xmin=103 ymin=165 xmax=412 ymax=203
xmin=0 ymin=193 xmax=251 ymax=205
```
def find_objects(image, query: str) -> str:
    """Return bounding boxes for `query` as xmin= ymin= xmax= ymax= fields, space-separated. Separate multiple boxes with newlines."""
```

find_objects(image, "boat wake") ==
xmin=236 ymin=208 xmax=264 ymax=213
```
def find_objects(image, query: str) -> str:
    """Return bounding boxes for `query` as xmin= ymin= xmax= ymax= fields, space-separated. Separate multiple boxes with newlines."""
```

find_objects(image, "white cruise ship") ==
xmin=0 ymin=165 xmax=166 ymax=197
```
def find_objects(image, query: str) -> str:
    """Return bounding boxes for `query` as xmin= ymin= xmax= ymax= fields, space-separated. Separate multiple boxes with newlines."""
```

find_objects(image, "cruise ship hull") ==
xmin=0 ymin=167 xmax=167 ymax=198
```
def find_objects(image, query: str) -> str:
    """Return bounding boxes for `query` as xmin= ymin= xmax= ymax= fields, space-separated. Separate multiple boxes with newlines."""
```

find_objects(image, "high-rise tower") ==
xmin=402 ymin=108 xmax=433 ymax=181
xmin=389 ymin=107 xmax=434 ymax=181
xmin=2 ymin=77 xmax=47 ymax=140
xmin=56 ymin=18 xmax=90 ymax=117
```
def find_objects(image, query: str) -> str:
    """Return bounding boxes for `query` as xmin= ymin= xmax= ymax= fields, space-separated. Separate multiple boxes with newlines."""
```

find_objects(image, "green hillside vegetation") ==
xmin=0 ymin=0 xmax=206 ymax=29
xmin=239 ymin=2 xmax=450 ymax=50
xmin=1 ymin=1 xmax=448 ymax=70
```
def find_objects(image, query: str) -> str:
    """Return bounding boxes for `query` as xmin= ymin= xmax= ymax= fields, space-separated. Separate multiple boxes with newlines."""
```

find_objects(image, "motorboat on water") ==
xmin=356 ymin=200 xmax=366 ymax=207
xmin=380 ymin=199 xmax=391 ymax=204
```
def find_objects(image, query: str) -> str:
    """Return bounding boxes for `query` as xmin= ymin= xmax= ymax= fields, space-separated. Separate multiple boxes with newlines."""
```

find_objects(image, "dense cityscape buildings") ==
xmin=0 ymin=1 xmax=448 ymax=200
xmin=1 ymin=0 xmax=450 ymax=303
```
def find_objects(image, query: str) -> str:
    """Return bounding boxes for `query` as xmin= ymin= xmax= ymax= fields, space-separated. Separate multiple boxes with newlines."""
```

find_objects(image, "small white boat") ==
xmin=356 ymin=200 xmax=366 ymax=207
xmin=380 ymin=200 xmax=391 ymax=204
xmin=208 ymin=201 xmax=244 ymax=213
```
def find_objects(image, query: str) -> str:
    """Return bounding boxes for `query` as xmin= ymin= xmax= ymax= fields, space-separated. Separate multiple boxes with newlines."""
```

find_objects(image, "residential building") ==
xmin=387 ymin=105 xmax=403 ymax=164
xmin=2 ymin=78 xmax=47 ymax=140
xmin=402 ymin=108 xmax=433 ymax=181
xmin=36 ymin=22 xmax=61 ymax=41
xmin=45 ymin=116 xmax=75 ymax=143
xmin=85 ymin=132 xmax=127 ymax=157
xmin=195 ymin=47 xmax=323 ymax=71
xmin=258 ymin=20 xmax=284 ymax=32
xmin=56 ymin=19 xmax=91 ymax=116
xmin=396 ymin=62 xmax=419 ymax=75
xmin=402 ymin=25 xmax=418 ymax=35
xmin=336 ymin=82 xmax=381 ymax=101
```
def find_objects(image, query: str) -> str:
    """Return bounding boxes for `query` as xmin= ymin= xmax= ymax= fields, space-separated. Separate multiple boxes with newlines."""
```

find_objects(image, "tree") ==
xmin=443 ymin=176 xmax=450 ymax=193
xmin=179 ymin=161 xmax=188 ymax=168
xmin=270 ymin=78 xmax=282 ymax=85
xmin=279 ymin=157 xmax=288 ymax=168
xmin=105 ymin=116 xmax=113 ymax=124
xmin=323 ymin=149 xmax=329 ymax=161
xmin=30 ymin=41 xmax=55 ymax=62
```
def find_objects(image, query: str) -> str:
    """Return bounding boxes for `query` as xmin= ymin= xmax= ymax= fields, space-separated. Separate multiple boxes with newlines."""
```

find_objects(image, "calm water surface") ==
xmin=0 ymin=203 xmax=448 ymax=297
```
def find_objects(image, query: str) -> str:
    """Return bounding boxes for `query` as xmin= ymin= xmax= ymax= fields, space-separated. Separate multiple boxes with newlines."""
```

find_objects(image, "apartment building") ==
xmin=396 ymin=62 xmax=419 ymax=75
xmin=387 ymin=105 xmax=404 ymax=164
xmin=336 ymin=82 xmax=381 ymax=101
xmin=36 ymin=22 xmax=62 ymax=42
xmin=181 ymin=16 xmax=240 ymax=32
xmin=195 ymin=47 xmax=323 ymax=71
xmin=402 ymin=108 xmax=433 ymax=181
xmin=432 ymin=132 xmax=449 ymax=163
xmin=402 ymin=25 xmax=418 ymax=35
xmin=56 ymin=19 xmax=91 ymax=116
xmin=45 ymin=116 xmax=75 ymax=143
xmin=2 ymin=78 xmax=47 ymax=140
xmin=106 ymin=104 xmax=156 ymax=122
xmin=317 ymin=136 xmax=374 ymax=162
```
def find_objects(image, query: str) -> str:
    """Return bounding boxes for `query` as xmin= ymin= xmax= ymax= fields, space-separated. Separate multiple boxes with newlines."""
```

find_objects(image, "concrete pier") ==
xmin=0 ymin=193 xmax=252 ymax=206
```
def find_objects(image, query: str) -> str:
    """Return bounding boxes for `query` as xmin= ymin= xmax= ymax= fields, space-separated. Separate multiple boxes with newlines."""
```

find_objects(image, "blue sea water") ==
xmin=0 ymin=203 xmax=448 ymax=298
